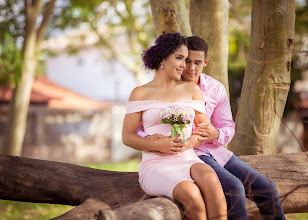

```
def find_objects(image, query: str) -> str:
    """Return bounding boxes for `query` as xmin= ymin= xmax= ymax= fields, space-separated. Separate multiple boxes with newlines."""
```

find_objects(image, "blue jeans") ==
xmin=199 ymin=154 xmax=285 ymax=220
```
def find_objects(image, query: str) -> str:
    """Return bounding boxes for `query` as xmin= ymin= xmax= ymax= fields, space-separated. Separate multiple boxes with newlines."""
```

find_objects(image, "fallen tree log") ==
xmin=0 ymin=152 xmax=307 ymax=219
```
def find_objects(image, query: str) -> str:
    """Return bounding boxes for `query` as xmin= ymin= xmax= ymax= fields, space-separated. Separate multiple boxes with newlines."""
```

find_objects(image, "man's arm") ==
xmin=193 ymin=86 xmax=235 ymax=146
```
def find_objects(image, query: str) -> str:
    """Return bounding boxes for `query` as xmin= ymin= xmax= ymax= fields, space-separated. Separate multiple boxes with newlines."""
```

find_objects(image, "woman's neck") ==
xmin=151 ymin=70 xmax=178 ymax=88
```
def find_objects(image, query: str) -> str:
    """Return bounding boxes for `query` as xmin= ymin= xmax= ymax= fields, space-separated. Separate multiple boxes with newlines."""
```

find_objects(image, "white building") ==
xmin=45 ymin=47 xmax=138 ymax=102
xmin=41 ymin=25 xmax=153 ymax=103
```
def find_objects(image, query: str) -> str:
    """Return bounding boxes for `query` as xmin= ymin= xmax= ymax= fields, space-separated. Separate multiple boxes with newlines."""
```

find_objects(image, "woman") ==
xmin=122 ymin=33 xmax=227 ymax=220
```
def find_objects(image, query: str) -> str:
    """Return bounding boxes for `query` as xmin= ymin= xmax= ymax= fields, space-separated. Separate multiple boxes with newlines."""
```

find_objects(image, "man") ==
xmin=137 ymin=36 xmax=285 ymax=219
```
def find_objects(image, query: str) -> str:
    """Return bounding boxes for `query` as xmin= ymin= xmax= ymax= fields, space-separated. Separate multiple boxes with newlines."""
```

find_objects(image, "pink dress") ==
xmin=126 ymin=100 xmax=207 ymax=199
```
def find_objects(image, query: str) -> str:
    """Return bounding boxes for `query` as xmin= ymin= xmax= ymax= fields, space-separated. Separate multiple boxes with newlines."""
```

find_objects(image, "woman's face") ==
xmin=161 ymin=44 xmax=188 ymax=80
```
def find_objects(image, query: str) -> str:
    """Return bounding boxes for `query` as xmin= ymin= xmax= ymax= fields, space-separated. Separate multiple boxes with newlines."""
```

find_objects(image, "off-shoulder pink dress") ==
xmin=126 ymin=100 xmax=207 ymax=199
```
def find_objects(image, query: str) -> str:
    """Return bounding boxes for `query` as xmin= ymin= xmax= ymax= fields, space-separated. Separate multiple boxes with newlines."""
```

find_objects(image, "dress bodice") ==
xmin=126 ymin=100 xmax=206 ymax=137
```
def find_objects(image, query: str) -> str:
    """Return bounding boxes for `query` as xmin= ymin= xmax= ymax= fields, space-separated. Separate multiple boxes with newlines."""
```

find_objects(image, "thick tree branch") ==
xmin=36 ymin=0 xmax=56 ymax=47
xmin=0 ymin=152 xmax=307 ymax=219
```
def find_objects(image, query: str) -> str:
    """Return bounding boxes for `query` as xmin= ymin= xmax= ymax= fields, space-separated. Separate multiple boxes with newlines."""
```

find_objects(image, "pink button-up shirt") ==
xmin=137 ymin=73 xmax=235 ymax=167
xmin=193 ymin=73 xmax=234 ymax=166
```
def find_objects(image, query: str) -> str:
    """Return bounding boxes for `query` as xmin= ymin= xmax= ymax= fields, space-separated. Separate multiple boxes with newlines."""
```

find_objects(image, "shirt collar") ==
xmin=198 ymin=73 xmax=208 ymax=91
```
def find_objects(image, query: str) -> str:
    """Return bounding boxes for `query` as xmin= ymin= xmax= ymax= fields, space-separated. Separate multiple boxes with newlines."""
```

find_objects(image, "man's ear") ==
xmin=204 ymin=58 xmax=209 ymax=67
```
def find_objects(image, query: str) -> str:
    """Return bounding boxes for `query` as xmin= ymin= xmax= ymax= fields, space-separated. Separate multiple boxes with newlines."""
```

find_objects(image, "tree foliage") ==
xmin=44 ymin=0 xmax=156 ymax=82
xmin=0 ymin=33 xmax=22 ymax=87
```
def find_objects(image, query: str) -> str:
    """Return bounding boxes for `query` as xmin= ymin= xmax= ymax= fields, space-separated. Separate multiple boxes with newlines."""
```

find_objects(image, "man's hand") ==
xmin=192 ymin=123 xmax=219 ymax=142
xmin=145 ymin=134 xmax=185 ymax=156
xmin=184 ymin=135 xmax=202 ymax=150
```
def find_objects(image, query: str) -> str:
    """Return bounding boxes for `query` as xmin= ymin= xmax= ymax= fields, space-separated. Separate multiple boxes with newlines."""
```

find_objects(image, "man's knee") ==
xmin=223 ymin=176 xmax=245 ymax=199
xmin=255 ymin=175 xmax=279 ymax=198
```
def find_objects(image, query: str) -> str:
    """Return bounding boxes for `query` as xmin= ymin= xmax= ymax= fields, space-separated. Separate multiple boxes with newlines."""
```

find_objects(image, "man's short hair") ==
xmin=186 ymin=36 xmax=208 ymax=58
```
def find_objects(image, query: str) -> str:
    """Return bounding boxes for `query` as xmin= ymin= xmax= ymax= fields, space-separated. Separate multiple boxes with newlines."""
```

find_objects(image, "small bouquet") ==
xmin=160 ymin=104 xmax=194 ymax=144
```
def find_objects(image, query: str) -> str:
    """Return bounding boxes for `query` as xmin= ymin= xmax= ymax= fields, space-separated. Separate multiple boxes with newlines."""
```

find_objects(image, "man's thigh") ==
xmin=198 ymin=155 xmax=241 ymax=189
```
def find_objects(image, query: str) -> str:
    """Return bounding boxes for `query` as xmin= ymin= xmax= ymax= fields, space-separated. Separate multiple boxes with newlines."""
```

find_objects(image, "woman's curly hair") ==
xmin=142 ymin=32 xmax=187 ymax=70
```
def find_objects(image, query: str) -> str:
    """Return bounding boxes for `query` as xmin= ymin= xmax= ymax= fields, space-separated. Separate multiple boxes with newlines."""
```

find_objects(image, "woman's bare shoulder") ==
xmin=179 ymin=81 xmax=203 ymax=101
xmin=128 ymin=86 xmax=146 ymax=101
xmin=129 ymin=83 xmax=154 ymax=101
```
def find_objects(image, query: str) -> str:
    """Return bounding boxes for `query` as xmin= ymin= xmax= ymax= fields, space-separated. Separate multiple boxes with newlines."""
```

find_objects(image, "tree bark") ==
xmin=149 ymin=0 xmax=192 ymax=36
xmin=93 ymin=198 xmax=182 ymax=220
xmin=190 ymin=0 xmax=230 ymax=95
xmin=36 ymin=0 xmax=57 ymax=47
xmin=4 ymin=0 xmax=56 ymax=156
xmin=4 ymin=0 xmax=44 ymax=156
xmin=228 ymin=0 xmax=296 ymax=155
xmin=0 ymin=154 xmax=144 ymax=207
xmin=0 ymin=153 xmax=308 ymax=219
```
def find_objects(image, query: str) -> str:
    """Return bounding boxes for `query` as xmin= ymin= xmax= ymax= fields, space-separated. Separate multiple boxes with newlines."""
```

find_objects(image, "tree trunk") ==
xmin=0 ymin=153 xmax=307 ymax=219
xmin=228 ymin=0 xmax=296 ymax=155
xmin=4 ymin=0 xmax=56 ymax=156
xmin=4 ymin=0 xmax=44 ymax=156
xmin=149 ymin=0 xmax=192 ymax=36
xmin=190 ymin=0 xmax=230 ymax=95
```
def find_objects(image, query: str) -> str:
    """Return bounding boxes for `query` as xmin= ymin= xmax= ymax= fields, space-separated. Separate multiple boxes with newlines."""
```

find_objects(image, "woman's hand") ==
xmin=146 ymin=134 xmax=185 ymax=156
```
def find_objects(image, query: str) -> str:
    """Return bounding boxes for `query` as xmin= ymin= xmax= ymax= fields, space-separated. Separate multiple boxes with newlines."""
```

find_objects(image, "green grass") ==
xmin=0 ymin=200 xmax=72 ymax=220
xmin=286 ymin=213 xmax=308 ymax=220
xmin=86 ymin=159 xmax=140 ymax=172
xmin=0 ymin=159 xmax=140 ymax=220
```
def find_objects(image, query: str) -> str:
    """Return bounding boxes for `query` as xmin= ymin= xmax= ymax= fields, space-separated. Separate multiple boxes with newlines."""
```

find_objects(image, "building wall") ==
xmin=0 ymin=104 xmax=138 ymax=164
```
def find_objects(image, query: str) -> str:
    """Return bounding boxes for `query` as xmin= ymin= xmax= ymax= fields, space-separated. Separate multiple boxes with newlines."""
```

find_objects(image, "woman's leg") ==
xmin=225 ymin=155 xmax=286 ymax=220
xmin=190 ymin=163 xmax=227 ymax=220
xmin=199 ymin=155 xmax=249 ymax=220
xmin=173 ymin=181 xmax=207 ymax=220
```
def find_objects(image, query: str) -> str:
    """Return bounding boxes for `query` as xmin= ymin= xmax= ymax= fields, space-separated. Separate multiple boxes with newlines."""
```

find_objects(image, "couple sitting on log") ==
xmin=122 ymin=33 xmax=285 ymax=220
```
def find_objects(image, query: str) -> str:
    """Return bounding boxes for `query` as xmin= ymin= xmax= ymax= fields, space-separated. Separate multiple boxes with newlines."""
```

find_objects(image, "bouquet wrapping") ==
xmin=160 ymin=104 xmax=194 ymax=143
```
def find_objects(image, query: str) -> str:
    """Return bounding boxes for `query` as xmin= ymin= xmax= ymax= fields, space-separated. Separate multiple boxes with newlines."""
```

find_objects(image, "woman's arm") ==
xmin=122 ymin=87 xmax=184 ymax=154
xmin=122 ymin=112 xmax=185 ymax=153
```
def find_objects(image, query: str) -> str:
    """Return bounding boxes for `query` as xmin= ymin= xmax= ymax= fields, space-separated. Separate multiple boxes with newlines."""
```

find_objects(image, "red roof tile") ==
xmin=0 ymin=87 xmax=50 ymax=104
xmin=0 ymin=77 xmax=112 ymax=109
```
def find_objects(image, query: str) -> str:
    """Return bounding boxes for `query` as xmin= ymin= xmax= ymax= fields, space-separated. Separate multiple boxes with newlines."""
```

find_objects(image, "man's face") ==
xmin=182 ymin=50 xmax=208 ymax=84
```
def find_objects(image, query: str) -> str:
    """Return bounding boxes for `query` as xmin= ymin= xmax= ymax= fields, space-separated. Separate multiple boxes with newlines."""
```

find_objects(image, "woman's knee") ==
xmin=191 ymin=163 xmax=220 ymax=186
xmin=173 ymin=181 xmax=206 ymax=212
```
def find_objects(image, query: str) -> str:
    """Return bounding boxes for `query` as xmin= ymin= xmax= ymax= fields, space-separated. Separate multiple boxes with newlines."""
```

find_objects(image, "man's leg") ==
xmin=199 ymin=155 xmax=249 ymax=220
xmin=224 ymin=155 xmax=286 ymax=220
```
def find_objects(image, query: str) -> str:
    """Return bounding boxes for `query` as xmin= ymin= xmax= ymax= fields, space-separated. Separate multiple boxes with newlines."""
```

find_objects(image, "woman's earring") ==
xmin=160 ymin=64 xmax=164 ymax=69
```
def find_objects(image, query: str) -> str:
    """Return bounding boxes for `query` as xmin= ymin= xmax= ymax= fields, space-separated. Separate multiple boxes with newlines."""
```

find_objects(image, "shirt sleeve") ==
xmin=136 ymin=122 xmax=149 ymax=138
xmin=211 ymin=86 xmax=235 ymax=147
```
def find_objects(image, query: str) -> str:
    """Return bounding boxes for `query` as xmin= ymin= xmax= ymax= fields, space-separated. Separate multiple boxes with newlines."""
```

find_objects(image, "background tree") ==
xmin=149 ymin=0 xmax=191 ymax=36
xmin=0 ymin=1 xmax=25 ymax=87
xmin=4 ymin=0 xmax=56 ymax=156
xmin=190 ymin=0 xmax=230 ymax=95
xmin=228 ymin=0 xmax=296 ymax=155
